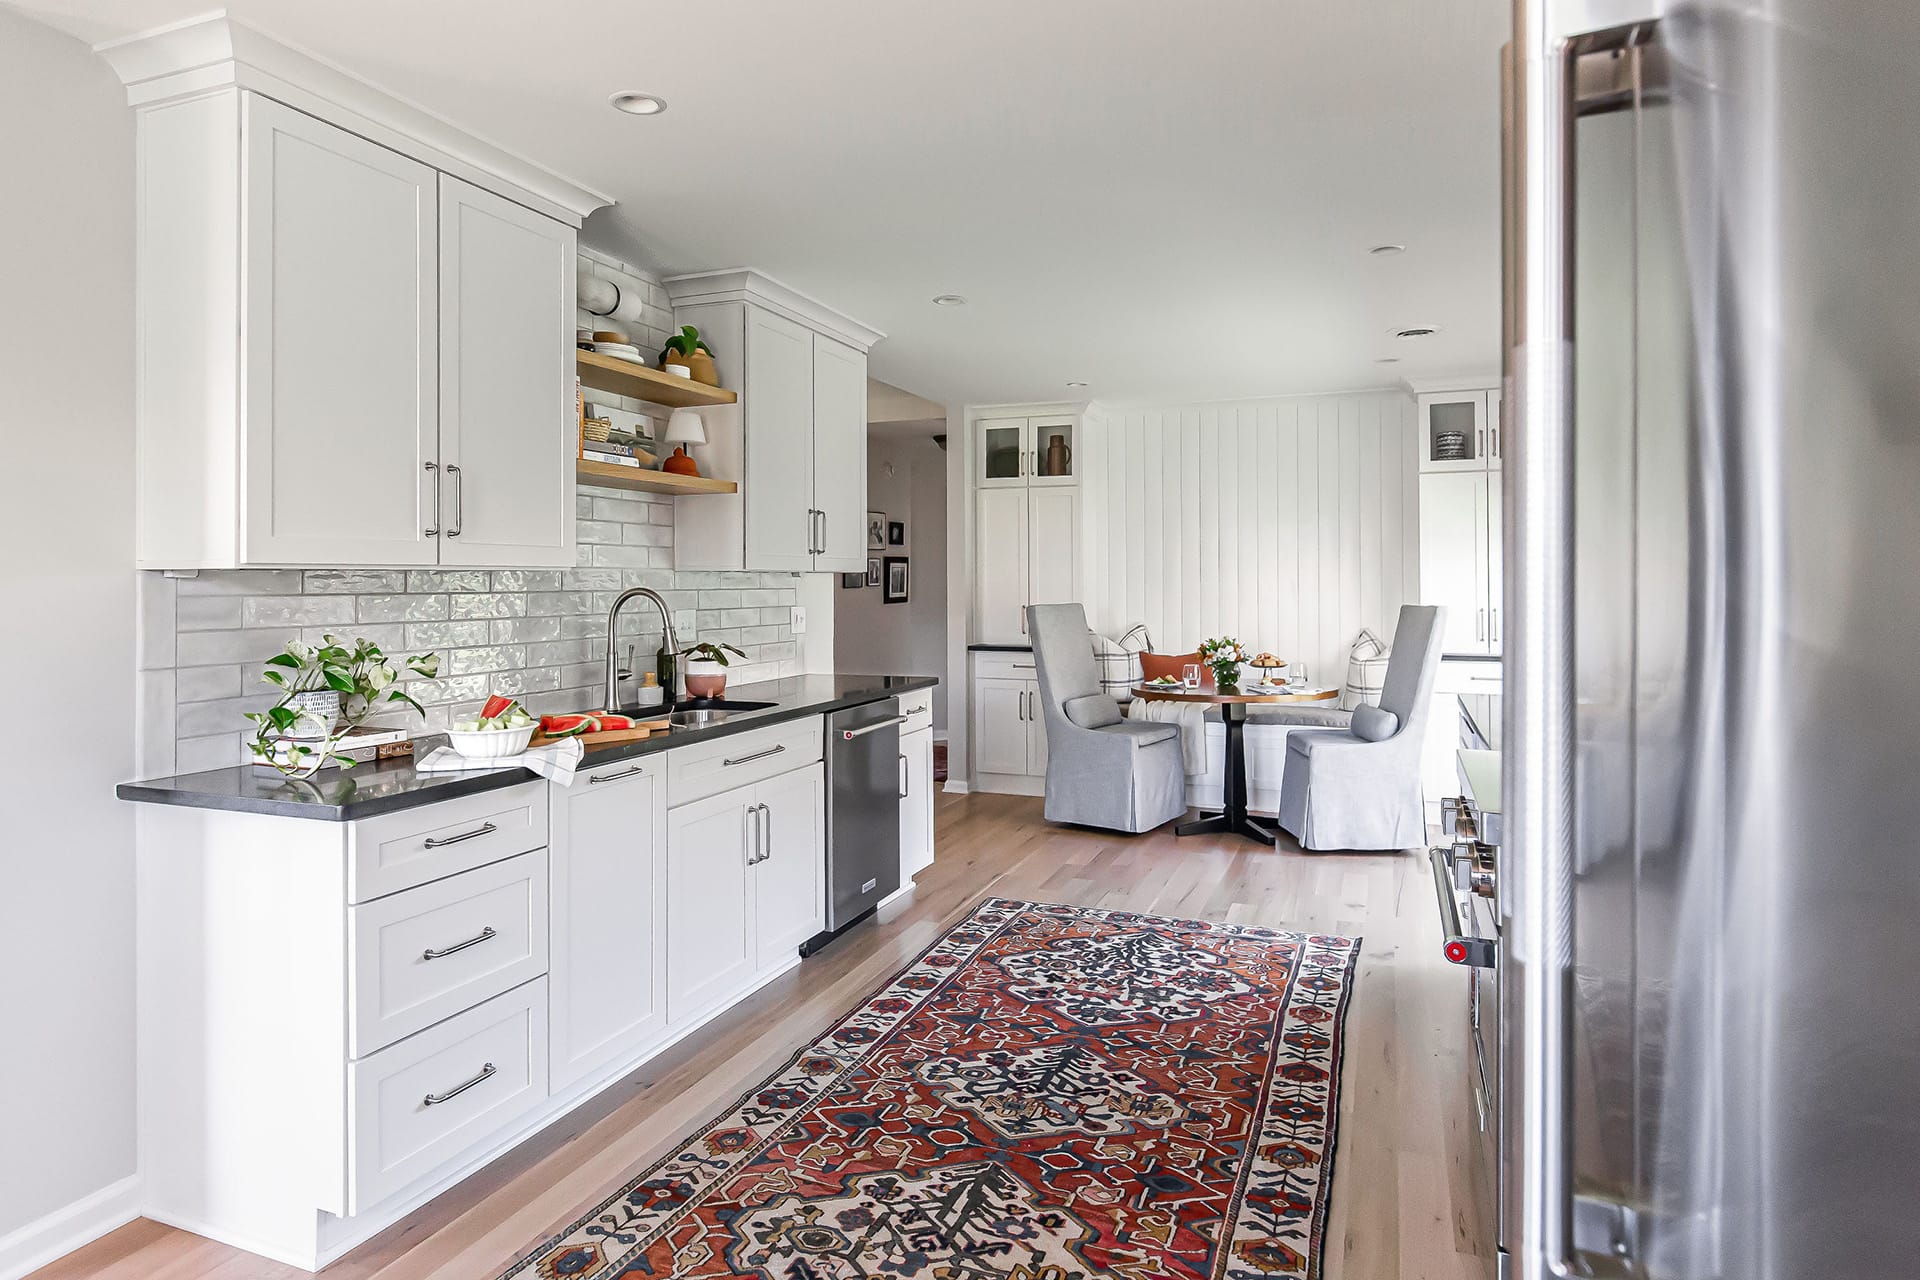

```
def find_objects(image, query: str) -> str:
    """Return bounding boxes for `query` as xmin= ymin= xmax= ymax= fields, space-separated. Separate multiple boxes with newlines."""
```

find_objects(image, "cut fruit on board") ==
xmin=529 ymin=711 xmax=670 ymax=749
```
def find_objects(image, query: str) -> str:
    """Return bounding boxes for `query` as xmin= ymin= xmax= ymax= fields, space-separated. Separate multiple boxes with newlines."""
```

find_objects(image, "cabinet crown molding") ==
xmin=93 ymin=12 xmax=610 ymax=226
xmin=663 ymin=269 xmax=886 ymax=354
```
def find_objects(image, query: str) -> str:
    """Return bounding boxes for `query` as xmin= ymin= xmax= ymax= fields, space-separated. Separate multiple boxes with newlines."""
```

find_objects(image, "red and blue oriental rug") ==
xmin=502 ymin=898 xmax=1360 ymax=1280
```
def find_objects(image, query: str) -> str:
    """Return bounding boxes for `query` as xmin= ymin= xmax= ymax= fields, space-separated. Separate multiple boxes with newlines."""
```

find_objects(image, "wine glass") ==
xmin=1289 ymin=661 xmax=1308 ymax=688
xmin=1181 ymin=662 xmax=1202 ymax=690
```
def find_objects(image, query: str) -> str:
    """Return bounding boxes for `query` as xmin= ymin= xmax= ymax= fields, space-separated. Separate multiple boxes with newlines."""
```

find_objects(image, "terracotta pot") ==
xmin=683 ymin=658 xmax=727 ymax=698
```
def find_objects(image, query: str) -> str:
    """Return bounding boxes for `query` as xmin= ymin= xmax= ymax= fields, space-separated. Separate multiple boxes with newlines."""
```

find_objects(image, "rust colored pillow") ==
xmin=1139 ymin=651 xmax=1206 ymax=684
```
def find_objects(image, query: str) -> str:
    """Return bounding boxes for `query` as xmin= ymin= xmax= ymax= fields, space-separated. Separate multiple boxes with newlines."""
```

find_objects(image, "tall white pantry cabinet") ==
xmin=110 ymin=20 xmax=601 ymax=571
xmin=1417 ymin=385 xmax=1505 ymax=656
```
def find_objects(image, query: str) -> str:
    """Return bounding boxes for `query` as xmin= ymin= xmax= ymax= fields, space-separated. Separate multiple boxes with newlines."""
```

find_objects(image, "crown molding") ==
xmin=94 ymin=11 xmax=611 ymax=226
xmin=663 ymin=269 xmax=886 ymax=353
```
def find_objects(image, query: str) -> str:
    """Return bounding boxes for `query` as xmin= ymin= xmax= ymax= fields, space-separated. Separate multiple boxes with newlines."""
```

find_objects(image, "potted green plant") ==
xmin=1198 ymin=636 xmax=1251 ymax=694
xmin=678 ymin=640 xmax=747 ymax=699
xmin=245 ymin=635 xmax=440 ymax=777
xmin=658 ymin=324 xmax=719 ymax=386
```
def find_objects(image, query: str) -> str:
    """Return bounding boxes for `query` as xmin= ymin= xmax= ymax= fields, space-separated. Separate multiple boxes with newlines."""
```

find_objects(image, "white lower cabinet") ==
xmin=899 ymin=726 xmax=935 ymax=879
xmin=549 ymin=755 xmax=667 ymax=1092
xmin=666 ymin=759 xmax=825 ymax=1023
xmin=971 ymin=653 xmax=1049 ymax=795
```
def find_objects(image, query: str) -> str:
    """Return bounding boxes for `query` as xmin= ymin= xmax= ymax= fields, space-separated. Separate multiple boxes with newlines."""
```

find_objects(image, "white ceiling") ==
xmin=24 ymin=0 xmax=1509 ymax=408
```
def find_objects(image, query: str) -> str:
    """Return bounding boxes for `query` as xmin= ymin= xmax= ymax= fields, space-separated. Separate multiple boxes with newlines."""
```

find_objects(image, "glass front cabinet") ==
xmin=977 ymin=415 xmax=1077 ymax=488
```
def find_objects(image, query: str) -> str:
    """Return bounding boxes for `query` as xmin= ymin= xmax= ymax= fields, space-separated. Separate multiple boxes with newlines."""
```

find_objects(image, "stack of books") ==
xmin=582 ymin=436 xmax=657 ymax=468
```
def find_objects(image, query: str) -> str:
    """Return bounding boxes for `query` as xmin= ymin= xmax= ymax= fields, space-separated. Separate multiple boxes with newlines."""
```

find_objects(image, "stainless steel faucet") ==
xmin=604 ymin=587 xmax=677 ymax=711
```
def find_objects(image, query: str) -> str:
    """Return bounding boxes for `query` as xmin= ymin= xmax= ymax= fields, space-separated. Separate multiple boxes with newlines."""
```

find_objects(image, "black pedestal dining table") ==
xmin=1132 ymin=682 xmax=1341 ymax=845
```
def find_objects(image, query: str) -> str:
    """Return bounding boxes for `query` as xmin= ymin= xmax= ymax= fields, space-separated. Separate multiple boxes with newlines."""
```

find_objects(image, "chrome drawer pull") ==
xmin=423 ymin=822 xmax=496 ymax=848
xmin=588 ymin=765 xmax=646 ymax=784
xmin=422 ymin=925 xmax=496 ymax=961
xmin=723 ymin=744 xmax=785 ymax=767
xmin=422 ymin=1061 xmax=495 ymax=1107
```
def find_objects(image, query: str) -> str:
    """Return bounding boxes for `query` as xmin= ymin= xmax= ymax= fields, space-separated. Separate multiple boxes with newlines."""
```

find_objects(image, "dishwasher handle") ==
xmin=841 ymin=715 xmax=908 ymax=741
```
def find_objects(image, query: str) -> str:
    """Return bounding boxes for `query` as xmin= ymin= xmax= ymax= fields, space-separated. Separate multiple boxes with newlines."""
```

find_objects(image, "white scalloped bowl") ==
xmin=445 ymin=724 xmax=536 ymax=759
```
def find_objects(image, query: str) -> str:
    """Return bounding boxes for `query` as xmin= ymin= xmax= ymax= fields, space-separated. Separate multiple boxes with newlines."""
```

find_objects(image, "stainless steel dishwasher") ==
xmin=801 ymin=697 xmax=904 ymax=955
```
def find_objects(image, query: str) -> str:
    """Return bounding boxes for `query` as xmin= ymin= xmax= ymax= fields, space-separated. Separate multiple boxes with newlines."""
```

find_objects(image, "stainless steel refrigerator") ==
xmin=1503 ymin=3 xmax=1920 ymax=1278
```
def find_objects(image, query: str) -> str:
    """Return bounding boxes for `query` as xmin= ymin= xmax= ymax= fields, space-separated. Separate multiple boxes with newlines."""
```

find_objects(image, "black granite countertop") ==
xmin=117 ymin=673 xmax=939 ymax=822
xmin=968 ymin=643 xmax=1032 ymax=652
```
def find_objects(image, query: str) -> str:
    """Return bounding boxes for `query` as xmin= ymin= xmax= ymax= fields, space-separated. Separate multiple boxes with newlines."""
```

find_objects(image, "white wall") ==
xmin=834 ymin=435 xmax=948 ymax=728
xmin=1080 ymin=391 xmax=1419 ymax=686
xmin=0 ymin=8 xmax=141 ymax=1269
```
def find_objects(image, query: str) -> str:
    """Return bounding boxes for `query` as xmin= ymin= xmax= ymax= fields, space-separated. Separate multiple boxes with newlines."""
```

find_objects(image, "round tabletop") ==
xmin=1132 ymin=683 xmax=1339 ymax=705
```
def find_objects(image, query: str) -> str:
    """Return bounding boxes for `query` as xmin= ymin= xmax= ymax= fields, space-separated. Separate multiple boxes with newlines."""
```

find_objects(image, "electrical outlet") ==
xmin=790 ymin=606 xmax=808 ymax=635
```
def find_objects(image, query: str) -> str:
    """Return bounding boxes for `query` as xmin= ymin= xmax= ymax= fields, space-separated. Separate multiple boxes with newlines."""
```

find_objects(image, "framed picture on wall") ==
xmin=887 ymin=520 xmax=906 ymax=546
xmin=865 ymin=557 xmax=882 ymax=588
xmin=883 ymin=556 xmax=909 ymax=604
xmin=840 ymin=572 xmax=864 ymax=588
xmin=867 ymin=511 xmax=886 ymax=549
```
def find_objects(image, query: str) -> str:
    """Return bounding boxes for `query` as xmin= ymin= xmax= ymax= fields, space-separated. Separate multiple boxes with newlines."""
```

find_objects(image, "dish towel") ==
xmin=1127 ymin=700 xmax=1209 ymax=776
xmin=415 ymin=737 xmax=587 ymax=787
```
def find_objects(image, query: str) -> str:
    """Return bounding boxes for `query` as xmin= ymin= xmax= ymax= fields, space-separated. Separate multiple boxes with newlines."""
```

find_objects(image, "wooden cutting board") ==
xmin=528 ymin=712 xmax=671 ymax=750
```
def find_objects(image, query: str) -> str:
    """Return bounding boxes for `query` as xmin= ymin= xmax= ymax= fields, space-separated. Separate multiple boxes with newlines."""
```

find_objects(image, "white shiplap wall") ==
xmin=1079 ymin=391 xmax=1419 ymax=685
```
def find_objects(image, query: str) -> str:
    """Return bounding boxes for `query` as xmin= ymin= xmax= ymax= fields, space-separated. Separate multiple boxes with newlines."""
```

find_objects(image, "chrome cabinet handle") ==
xmin=899 ymin=752 xmax=909 ymax=799
xmin=1476 ymin=608 xmax=1486 ymax=641
xmin=805 ymin=508 xmax=818 ymax=555
xmin=588 ymin=765 xmax=646 ymax=785
xmin=445 ymin=463 xmax=464 ymax=537
xmin=422 ymin=1061 xmax=495 ymax=1107
xmin=842 ymin=715 xmax=908 ymax=740
xmin=758 ymin=802 xmax=771 ymax=865
xmin=723 ymin=744 xmax=785 ymax=767
xmin=422 ymin=925 xmax=496 ymax=961
xmin=424 ymin=460 xmax=440 ymax=537
xmin=816 ymin=509 xmax=827 ymax=556
xmin=743 ymin=802 xmax=759 ymax=866
xmin=423 ymin=821 xmax=496 ymax=848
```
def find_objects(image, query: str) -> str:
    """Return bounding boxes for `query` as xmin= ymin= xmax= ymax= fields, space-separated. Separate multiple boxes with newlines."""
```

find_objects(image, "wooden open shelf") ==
xmin=576 ymin=459 xmax=737 ymax=496
xmin=575 ymin=349 xmax=737 ymax=408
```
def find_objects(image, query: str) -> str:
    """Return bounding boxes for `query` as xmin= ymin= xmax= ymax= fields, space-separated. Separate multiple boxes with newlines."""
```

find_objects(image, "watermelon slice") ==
xmin=481 ymin=695 xmax=517 ymax=721
xmin=538 ymin=713 xmax=638 ymax=738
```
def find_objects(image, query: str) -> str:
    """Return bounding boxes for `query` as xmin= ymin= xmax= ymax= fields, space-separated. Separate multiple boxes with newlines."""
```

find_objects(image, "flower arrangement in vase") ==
xmin=1198 ymin=636 xmax=1251 ymax=693
xmin=245 ymin=635 xmax=439 ymax=777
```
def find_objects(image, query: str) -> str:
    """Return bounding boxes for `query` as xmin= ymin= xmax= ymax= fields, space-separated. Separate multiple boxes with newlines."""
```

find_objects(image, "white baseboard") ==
xmin=941 ymin=778 xmax=971 ymax=794
xmin=0 ymin=1174 xmax=141 ymax=1280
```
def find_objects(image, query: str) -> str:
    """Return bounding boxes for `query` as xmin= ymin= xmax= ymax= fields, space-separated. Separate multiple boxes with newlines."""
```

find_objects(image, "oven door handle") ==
xmin=1430 ymin=845 xmax=1496 ymax=968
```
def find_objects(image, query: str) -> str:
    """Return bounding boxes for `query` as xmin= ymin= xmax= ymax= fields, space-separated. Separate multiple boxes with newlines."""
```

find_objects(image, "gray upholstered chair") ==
xmin=1026 ymin=603 xmax=1187 ymax=833
xmin=1276 ymin=605 xmax=1444 ymax=851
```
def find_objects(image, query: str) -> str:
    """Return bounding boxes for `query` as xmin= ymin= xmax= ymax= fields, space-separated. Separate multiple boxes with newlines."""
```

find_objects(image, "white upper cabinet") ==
xmin=109 ymin=18 xmax=604 ymax=570
xmin=969 ymin=407 xmax=1085 ymax=645
xmin=664 ymin=272 xmax=884 ymax=573
xmin=240 ymin=97 xmax=440 ymax=567
xmin=977 ymin=416 xmax=1078 ymax=488
xmin=437 ymin=176 xmax=576 ymax=567
xmin=811 ymin=334 xmax=869 ymax=572
xmin=1418 ymin=388 xmax=1501 ymax=473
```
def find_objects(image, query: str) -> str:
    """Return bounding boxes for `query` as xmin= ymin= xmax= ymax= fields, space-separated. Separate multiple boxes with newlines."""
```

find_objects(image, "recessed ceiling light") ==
xmin=1369 ymin=243 xmax=1407 ymax=256
xmin=1394 ymin=325 xmax=1439 ymax=339
xmin=932 ymin=294 xmax=967 ymax=307
xmin=1066 ymin=380 xmax=1088 ymax=388
xmin=1376 ymin=357 xmax=1402 ymax=364
xmin=609 ymin=91 xmax=667 ymax=116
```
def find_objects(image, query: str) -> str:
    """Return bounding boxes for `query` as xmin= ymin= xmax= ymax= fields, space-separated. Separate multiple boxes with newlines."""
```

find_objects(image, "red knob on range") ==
xmin=1444 ymin=940 xmax=1469 ymax=965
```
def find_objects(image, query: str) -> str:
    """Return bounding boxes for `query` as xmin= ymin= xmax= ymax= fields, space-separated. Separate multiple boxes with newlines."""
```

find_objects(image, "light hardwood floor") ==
xmin=34 ymin=792 xmax=1497 ymax=1280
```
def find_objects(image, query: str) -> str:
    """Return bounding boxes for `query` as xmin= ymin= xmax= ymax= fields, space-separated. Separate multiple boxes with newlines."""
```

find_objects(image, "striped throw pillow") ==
xmin=1092 ymin=624 xmax=1153 ymax=704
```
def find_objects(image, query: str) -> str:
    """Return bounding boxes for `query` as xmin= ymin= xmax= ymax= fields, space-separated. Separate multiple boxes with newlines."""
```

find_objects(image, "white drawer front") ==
xmin=898 ymin=688 xmax=934 ymax=734
xmin=348 ymin=781 xmax=547 ymax=902
xmin=667 ymin=716 xmax=822 ymax=809
xmin=348 ymin=978 xmax=547 ymax=1213
xmin=972 ymin=651 xmax=1036 ymax=681
xmin=349 ymin=851 xmax=549 ymax=1057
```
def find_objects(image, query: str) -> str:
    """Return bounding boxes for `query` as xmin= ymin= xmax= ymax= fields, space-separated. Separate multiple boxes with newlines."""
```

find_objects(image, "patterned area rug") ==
xmin=501 ymin=898 xmax=1360 ymax=1280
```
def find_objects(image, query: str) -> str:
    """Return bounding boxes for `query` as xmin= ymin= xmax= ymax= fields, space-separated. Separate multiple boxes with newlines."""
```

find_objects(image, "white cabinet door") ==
xmin=811 ymin=334 xmax=868 ymax=572
xmin=899 ymin=727 xmax=935 ymax=878
xmin=437 ymin=175 xmax=576 ymax=568
xmin=743 ymin=306 xmax=817 ymax=573
xmin=977 ymin=417 xmax=1028 ymax=488
xmin=550 ymin=757 xmax=667 ymax=1092
xmin=1485 ymin=469 xmax=1504 ymax=652
xmin=1419 ymin=471 xmax=1491 ymax=655
xmin=240 ymin=95 xmax=438 ymax=566
xmin=665 ymin=789 xmax=756 ymax=1023
xmin=1418 ymin=391 xmax=1490 ymax=473
xmin=752 ymin=763 xmax=825 ymax=971
xmin=975 ymin=487 xmax=1030 ymax=645
xmin=1028 ymin=415 xmax=1078 ymax=486
xmin=973 ymin=678 xmax=1033 ymax=776
xmin=1026 ymin=488 xmax=1079 ymax=609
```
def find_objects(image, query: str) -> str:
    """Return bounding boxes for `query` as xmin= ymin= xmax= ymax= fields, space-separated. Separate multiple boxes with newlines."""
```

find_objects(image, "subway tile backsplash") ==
xmin=133 ymin=248 xmax=796 ymax=775
xmin=142 ymin=485 xmax=802 ymax=773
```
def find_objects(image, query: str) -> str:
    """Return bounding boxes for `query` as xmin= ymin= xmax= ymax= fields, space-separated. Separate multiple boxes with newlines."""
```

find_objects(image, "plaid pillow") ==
xmin=1092 ymin=623 xmax=1153 ymax=703
xmin=1342 ymin=627 xmax=1391 ymax=710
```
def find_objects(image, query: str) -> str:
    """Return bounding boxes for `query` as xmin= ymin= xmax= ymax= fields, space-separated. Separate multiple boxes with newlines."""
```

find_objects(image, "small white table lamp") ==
xmin=662 ymin=408 xmax=706 ymax=476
